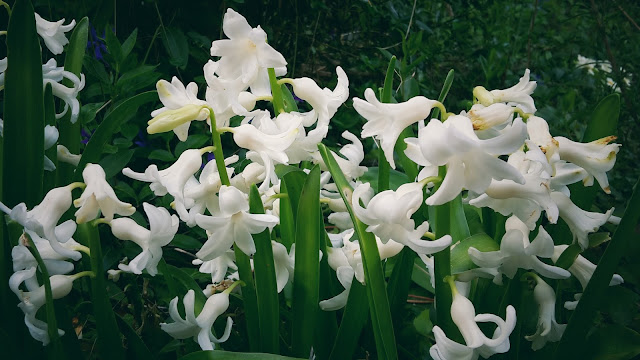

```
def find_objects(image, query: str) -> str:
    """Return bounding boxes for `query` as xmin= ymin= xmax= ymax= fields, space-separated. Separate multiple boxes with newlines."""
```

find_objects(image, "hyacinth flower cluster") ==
xmin=2 ymin=4 xmax=631 ymax=359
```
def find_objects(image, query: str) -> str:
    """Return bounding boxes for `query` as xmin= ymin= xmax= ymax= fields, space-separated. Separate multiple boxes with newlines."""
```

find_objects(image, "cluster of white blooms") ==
xmin=0 ymin=164 xmax=142 ymax=345
xmin=120 ymin=9 xmax=622 ymax=355
xmin=3 ymin=7 xmax=624 ymax=357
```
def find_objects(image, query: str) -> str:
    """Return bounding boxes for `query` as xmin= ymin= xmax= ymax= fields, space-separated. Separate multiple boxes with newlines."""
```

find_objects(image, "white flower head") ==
xmin=42 ymin=58 xmax=85 ymax=123
xmin=449 ymin=279 xmax=517 ymax=351
xmin=210 ymin=9 xmax=286 ymax=86
xmin=551 ymin=191 xmax=613 ymax=249
xmin=0 ymin=183 xmax=84 ymax=260
xmin=161 ymin=285 xmax=238 ymax=351
xmin=524 ymin=274 xmax=566 ymax=350
xmin=555 ymin=135 xmax=620 ymax=194
xmin=354 ymin=88 xmax=441 ymax=169
xmin=74 ymin=163 xmax=135 ymax=223
xmin=418 ymin=115 xmax=527 ymax=205
xmin=192 ymin=249 xmax=237 ymax=284
xmin=467 ymin=103 xmax=516 ymax=131
xmin=281 ymin=66 xmax=349 ymax=125
xmin=468 ymin=216 xmax=570 ymax=282
xmin=148 ymin=77 xmax=210 ymax=141
xmin=35 ymin=13 xmax=75 ymax=55
xmin=123 ymin=146 xmax=215 ymax=217
xmin=469 ymin=148 xmax=559 ymax=229
xmin=352 ymin=182 xmax=452 ymax=255
xmin=56 ymin=144 xmax=81 ymax=166
xmin=108 ymin=203 xmax=179 ymax=276
xmin=195 ymin=185 xmax=279 ymax=261
xmin=474 ymin=69 xmax=537 ymax=113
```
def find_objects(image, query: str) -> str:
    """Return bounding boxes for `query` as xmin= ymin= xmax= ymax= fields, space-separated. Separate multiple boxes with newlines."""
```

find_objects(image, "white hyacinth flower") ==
xmin=123 ymin=146 xmax=215 ymax=217
xmin=469 ymin=148 xmax=558 ymax=229
xmin=555 ymin=135 xmax=620 ymax=194
xmin=0 ymin=183 xmax=85 ymax=260
xmin=74 ymin=163 xmax=135 ymax=223
xmin=474 ymin=69 xmax=537 ymax=113
xmin=43 ymin=125 xmax=59 ymax=171
xmin=320 ymin=230 xmax=403 ymax=311
xmin=148 ymin=77 xmax=210 ymax=141
xmin=280 ymin=66 xmax=349 ymax=125
xmin=466 ymin=103 xmax=517 ymax=132
xmin=107 ymin=203 xmax=179 ymax=276
xmin=210 ymin=9 xmax=287 ymax=87
xmin=56 ymin=144 xmax=81 ymax=166
xmin=161 ymin=282 xmax=240 ymax=351
xmin=468 ymin=216 xmax=570 ymax=283
xmin=417 ymin=115 xmax=527 ymax=205
xmin=10 ymin=269 xmax=90 ymax=345
xmin=35 ymin=13 xmax=75 ymax=55
xmin=449 ymin=278 xmax=517 ymax=351
xmin=551 ymin=191 xmax=613 ymax=249
xmin=192 ymin=249 xmax=237 ymax=284
xmin=354 ymin=88 xmax=442 ymax=169
xmin=42 ymin=58 xmax=85 ymax=123
xmin=524 ymin=274 xmax=566 ymax=350
xmin=195 ymin=185 xmax=279 ymax=261
xmin=352 ymin=182 xmax=452 ymax=255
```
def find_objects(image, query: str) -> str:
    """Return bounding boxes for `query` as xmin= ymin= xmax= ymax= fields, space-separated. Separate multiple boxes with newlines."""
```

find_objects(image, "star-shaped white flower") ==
xmin=474 ymin=69 xmax=537 ymax=113
xmin=35 ymin=13 xmax=75 ymax=55
xmin=352 ymin=182 xmax=452 ymax=255
xmin=417 ymin=115 xmax=527 ymax=205
xmin=524 ymin=274 xmax=566 ymax=351
xmin=195 ymin=185 xmax=279 ymax=261
xmin=147 ymin=77 xmax=210 ymax=141
xmin=468 ymin=216 xmax=570 ymax=283
xmin=354 ymin=88 xmax=442 ymax=169
xmin=107 ymin=203 xmax=179 ymax=276
xmin=210 ymin=9 xmax=287 ymax=86
xmin=122 ymin=146 xmax=215 ymax=218
xmin=74 ymin=163 xmax=135 ymax=223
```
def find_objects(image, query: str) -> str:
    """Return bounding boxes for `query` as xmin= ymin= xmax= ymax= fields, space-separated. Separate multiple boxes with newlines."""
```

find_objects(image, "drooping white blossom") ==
xmin=354 ymin=88 xmax=442 ymax=169
xmin=474 ymin=69 xmax=537 ymax=113
xmin=195 ymin=185 xmax=279 ymax=260
xmin=35 ymin=13 xmax=75 ymax=55
xmin=524 ymin=274 xmax=566 ymax=351
xmin=107 ymin=203 xmax=179 ymax=276
xmin=75 ymin=163 xmax=135 ymax=223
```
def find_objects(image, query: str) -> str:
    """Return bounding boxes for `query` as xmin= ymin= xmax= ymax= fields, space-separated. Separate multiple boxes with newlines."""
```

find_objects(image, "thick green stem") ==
xmin=432 ymin=166 xmax=463 ymax=342
xmin=208 ymin=111 xmax=230 ymax=186
xmin=268 ymin=68 xmax=285 ymax=114
xmin=23 ymin=232 xmax=64 ymax=357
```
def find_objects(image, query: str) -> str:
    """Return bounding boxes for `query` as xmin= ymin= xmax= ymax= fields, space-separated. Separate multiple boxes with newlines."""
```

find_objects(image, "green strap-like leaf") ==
xmin=280 ymin=170 xmax=306 ymax=250
xmin=291 ymin=165 xmax=321 ymax=358
xmin=234 ymin=246 xmax=260 ymax=352
xmin=80 ymin=223 xmax=125 ymax=359
xmin=318 ymin=144 xmax=398 ymax=360
xmin=115 ymin=313 xmax=153 ymax=360
xmin=328 ymin=281 xmax=370 ymax=360
xmin=23 ymin=232 xmax=65 ymax=358
xmin=3 ymin=0 xmax=44 ymax=208
xmin=553 ymin=176 xmax=640 ymax=359
xmin=249 ymin=185 xmax=280 ymax=354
